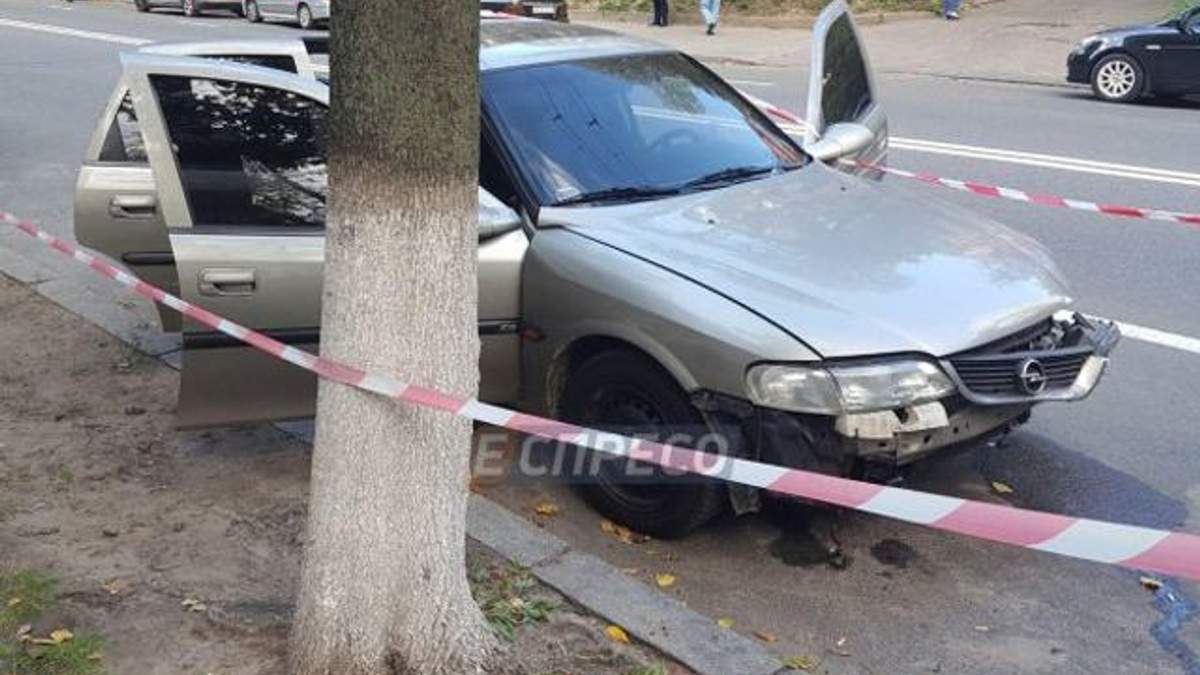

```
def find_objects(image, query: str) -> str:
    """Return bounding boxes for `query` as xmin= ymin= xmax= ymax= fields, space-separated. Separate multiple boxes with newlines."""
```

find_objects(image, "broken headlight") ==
xmin=745 ymin=360 xmax=956 ymax=415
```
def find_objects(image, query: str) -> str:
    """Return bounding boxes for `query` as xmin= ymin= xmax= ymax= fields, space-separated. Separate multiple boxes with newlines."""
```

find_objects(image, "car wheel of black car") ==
xmin=560 ymin=349 xmax=727 ymax=539
xmin=1091 ymin=53 xmax=1144 ymax=103
xmin=297 ymin=3 xmax=314 ymax=29
xmin=182 ymin=0 xmax=199 ymax=17
xmin=245 ymin=0 xmax=261 ymax=22
xmin=134 ymin=0 xmax=150 ymax=12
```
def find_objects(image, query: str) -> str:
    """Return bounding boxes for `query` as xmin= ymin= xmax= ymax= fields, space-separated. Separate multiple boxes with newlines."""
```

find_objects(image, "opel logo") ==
xmin=1017 ymin=358 xmax=1048 ymax=395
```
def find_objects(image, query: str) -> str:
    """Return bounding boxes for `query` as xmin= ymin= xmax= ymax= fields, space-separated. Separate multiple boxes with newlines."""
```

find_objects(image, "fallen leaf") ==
xmin=836 ymin=637 xmax=847 ymax=647
xmin=990 ymin=481 xmax=1014 ymax=495
xmin=102 ymin=579 xmax=132 ymax=596
xmin=717 ymin=617 xmax=734 ymax=629
xmin=782 ymin=655 xmax=816 ymax=670
xmin=655 ymin=574 xmax=677 ymax=589
xmin=87 ymin=652 xmax=103 ymax=661
xmin=50 ymin=629 xmax=74 ymax=644
xmin=604 ymin=625 xmax=630 ymax=644
xmin=753 ymin=630 xmax=778 ymax=643
xmin=599 ymin=519 xmax=651 ymax=545
xmin=974 ymin=625 xmax=990 ymax=633
xmin=621 ymin=567 xmax=641 ymax=576
xmin=16 ymin=624 xmax=32 ymax=641
xmin=6 ymin=597 xmax=21 ymax=608
xmin=1140 ymin=576 xmax=1163 ymax=591
xmin=534 ymin=501 xmax=560 ymax=517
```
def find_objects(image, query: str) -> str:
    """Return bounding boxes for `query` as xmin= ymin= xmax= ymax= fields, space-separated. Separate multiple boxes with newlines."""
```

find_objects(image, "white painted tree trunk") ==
xmin=291 ymin=1 xmax=492 ymax=673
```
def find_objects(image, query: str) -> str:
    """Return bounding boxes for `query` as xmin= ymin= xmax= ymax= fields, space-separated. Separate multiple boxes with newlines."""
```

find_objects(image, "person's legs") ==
xmin=700 ymin=0 xmax=720 ymax=33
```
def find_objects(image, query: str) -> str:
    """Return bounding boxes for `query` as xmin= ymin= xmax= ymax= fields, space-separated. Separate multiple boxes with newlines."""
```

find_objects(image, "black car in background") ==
xmin=1068 ymin=5 xmax=1200 ymax=102
xmin=480 ymin=0 xmax=569 ymax=22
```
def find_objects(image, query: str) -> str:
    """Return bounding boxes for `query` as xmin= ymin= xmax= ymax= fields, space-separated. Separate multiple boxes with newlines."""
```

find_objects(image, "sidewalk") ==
xmin=577 ymin=0 xmax=1172 ymax=84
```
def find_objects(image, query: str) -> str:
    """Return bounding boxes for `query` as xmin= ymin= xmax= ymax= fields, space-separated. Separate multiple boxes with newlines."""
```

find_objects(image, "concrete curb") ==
xmin=0 ymin=218 xmax=786 ymax=675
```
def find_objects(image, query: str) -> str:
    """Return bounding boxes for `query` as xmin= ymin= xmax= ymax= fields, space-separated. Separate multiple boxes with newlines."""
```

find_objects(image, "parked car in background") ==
xmin=244 ymin=0 xmax=329 ymax=29
xmin=134 ymin=0 xmax=244 ymax=17
xmin=1068 ymin=4 xmax=1200 ymax=102
xmin=76 ymin=4 xmax=1117 ymax=539
xmin=480 ymin=0 xmax=568 ymax=22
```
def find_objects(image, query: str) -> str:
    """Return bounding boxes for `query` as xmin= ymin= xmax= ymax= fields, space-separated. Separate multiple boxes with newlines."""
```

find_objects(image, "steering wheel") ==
xmin=649 ymin=128 xmax=701 ymax=153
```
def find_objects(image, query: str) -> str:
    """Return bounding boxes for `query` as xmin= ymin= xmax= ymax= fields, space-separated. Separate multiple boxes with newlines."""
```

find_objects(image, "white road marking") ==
xmin=0 ymin=16 xmax=152 ymax=45
xmin=892 ymin=137 xmax=1200 ymax=189
xmin=726 ymin=78 xmax=775 ymax=87
xmin=1111 ymin=319 xmax=1200 ymax=356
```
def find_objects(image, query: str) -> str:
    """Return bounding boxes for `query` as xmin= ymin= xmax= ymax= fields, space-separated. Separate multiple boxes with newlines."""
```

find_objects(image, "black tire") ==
xmin=182 ymin=0 xmax=199 ymax=16
xmin=297 ymin=3 xmax=314 ymax=29
xmin=1090 ymin=53 xmax=1145 ymax=103
xmin=559 ymin=349 xmax=726 ymax=539
xmin=245 ymin=0 xmax=261 ymax=22
xmin=134 ymin=0 xmax=151 ymax=12
xmin=232 ymin=3 xmax=245 ymax=17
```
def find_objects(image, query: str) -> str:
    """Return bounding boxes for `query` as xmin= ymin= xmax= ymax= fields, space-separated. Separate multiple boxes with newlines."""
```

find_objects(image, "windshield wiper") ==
xmin=677 ymin=165 xmax=778 ymax=191
xmin=555 ymin=185 xmax=682 ymax=207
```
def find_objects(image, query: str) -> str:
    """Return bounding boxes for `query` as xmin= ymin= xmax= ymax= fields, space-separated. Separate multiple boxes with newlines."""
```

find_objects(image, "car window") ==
xmin=206 ymin=54 xmax=300 ymax=73
xmin=98 ymin=92 xmax=148 ymax=164
xmin=151 ymin=75 xmax=327 ymax=229
xmin=482 ymin=52 xmax=806 ymax=207
xmin=821 ymin=14 xmax=873 ymax=127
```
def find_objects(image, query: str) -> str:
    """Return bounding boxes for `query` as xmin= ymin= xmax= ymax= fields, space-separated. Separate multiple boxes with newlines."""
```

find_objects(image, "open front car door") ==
xmin=804 ymin=0 xmax=888 ymax=172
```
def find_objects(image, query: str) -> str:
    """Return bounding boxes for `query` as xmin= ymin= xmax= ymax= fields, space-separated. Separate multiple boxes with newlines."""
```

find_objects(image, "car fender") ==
xmin=520 ymin=228 xmax=819 ymax=416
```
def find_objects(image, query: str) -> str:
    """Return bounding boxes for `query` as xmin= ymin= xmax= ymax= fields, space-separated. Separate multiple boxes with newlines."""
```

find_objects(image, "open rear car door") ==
xmin=803 ymin=0 xmax=888 ymax=172
xmin=102 ymin=50 xmax=525 ymax=428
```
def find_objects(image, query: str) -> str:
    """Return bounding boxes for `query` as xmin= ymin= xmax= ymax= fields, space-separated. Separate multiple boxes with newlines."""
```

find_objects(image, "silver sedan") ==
xmin=74 ymin=3 xmax=1118 ymax=538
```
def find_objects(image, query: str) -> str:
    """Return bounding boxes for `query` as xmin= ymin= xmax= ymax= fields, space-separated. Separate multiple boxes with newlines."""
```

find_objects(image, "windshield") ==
xmin=482 ymin=52 xmax=808 ymax=207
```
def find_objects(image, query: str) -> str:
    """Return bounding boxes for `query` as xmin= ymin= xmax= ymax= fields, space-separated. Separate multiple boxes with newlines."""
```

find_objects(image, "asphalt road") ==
xmin=0 ymin=2 xmax=1198 ymax=674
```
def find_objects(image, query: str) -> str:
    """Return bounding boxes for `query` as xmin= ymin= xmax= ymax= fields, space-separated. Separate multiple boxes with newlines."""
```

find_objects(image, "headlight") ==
xmin=746 ymin=360 xmax=956 ymax=415
xmin=1073 ymin=36 xmax=1103 ymax=55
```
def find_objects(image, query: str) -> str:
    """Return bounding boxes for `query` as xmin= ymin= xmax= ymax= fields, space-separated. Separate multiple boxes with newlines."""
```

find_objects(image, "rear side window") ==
xmin=208 ymin=54 xmax=300 ymax=73
xmin=150 ymin=75 xmax=327 ymax=229
xmin=821 ymin=14 xmax=872 ymax=127
xmin=98 ymin=92 xmax=148 ymax=163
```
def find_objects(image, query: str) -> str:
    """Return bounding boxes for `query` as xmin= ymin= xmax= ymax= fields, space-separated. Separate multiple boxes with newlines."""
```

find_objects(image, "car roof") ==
xmin=479 ymin=16 xmax=671 ymax=70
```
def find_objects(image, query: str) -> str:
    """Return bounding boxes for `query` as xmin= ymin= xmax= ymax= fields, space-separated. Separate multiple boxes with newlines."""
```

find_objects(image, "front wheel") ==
xmin=560 ymin=349 xmax=727 ymax=539
xmin=244 ymin=0 xmax=261 ymax=22
xmin=1091 ymin=54 xmax=1144 ymax=103
xmin=134 ymin=0 xmax=151 ymax=12
xmin=297 ymin=3 xmax=314 ymax=29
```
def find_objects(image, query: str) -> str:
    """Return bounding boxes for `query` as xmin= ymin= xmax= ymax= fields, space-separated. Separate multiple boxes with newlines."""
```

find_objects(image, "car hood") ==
xmin=539 ymin=166 xmax=1072 ymax=358
xmin=1091 ymin=21 xmax=1179 ymax=41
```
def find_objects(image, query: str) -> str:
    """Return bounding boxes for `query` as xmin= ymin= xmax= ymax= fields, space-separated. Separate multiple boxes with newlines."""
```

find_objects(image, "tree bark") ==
xmin=291 ymin=1 xmax=492 ymax=673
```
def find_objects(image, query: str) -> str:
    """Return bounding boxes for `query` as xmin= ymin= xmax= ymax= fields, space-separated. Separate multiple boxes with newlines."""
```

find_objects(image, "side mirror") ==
xmin=478 ymin=188 xmax=522 ymax=240
xmin=804 ymin=122 xmax=876 ymax=163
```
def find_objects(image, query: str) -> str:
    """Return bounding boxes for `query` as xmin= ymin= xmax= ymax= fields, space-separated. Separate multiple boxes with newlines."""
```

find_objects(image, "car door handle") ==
xmin=198 ymin=268 xmax=256 ymax=296
xmin=108 ymin=194 xmax=157 ymax=219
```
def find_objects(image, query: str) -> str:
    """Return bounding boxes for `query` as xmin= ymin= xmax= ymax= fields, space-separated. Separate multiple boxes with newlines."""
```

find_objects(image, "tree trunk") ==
xmin=291 ymin=1 xmax=492 ymax=673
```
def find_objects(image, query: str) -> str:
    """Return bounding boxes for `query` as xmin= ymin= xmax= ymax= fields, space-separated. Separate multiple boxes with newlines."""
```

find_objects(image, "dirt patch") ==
xmin=0 ymin=272 xmax=683 ymax=674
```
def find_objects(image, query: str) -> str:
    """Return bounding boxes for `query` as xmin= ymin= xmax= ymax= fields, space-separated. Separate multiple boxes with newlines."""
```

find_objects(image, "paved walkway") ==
xmin=577 ymin=0 xmax=1174 ymax=84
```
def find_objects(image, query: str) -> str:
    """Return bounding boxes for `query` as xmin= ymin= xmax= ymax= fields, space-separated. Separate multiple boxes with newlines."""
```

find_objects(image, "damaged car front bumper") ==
xmin=716 ymin=313 xmax=1121 ymax=471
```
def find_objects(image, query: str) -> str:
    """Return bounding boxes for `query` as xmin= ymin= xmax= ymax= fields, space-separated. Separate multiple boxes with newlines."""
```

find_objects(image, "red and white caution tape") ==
xmin=854 ymin=161 xmax=1200 ymax=228
xmin=745 ymin=95 xmax=1200 ymax=229
xmin=5 ymin=209 xmax=1198 ymax=581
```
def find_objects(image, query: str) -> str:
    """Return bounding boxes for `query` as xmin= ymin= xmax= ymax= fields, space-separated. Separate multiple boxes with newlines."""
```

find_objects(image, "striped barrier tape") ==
xmin=4 ymin=209 xmax=1198 ymax=581
xmin=742 ymin=93 xmax=1200 ymax=229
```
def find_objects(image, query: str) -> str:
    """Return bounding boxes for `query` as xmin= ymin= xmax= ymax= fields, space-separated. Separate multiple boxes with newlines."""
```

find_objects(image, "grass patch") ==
xmin=0 ymin=572 xmax=58 ymax=634
xmin=0 ymin=571 xmax=105 ymax=675
xmin=470 ymin=562 xmax=556 ymax=641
